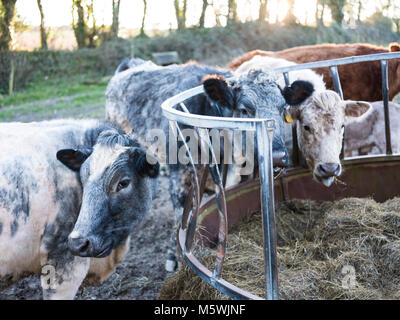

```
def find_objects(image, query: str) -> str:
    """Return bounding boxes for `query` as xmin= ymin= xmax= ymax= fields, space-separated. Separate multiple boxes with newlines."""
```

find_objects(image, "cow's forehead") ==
xmin=90 ymin=145 xmax=128 ymax=178
xmin=301 ymin=92 xmax=345 ymax=125
xmin=301 ymin=106 xmax=343 ymax=129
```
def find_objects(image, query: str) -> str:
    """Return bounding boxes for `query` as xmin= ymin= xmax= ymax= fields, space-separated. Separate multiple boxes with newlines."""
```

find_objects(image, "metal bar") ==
xmin=381 ymin=60 xmax=393 ymax=155
xmin=201 ymin=130 xmax=228 ymax=280
xmin=256 ymin=120 xmax=279 ymax=300
xmin=222 ymin=163 xmax=228 ymax=188
xmin=283 ymin=72 xmax=290 ymax=86
xmin=329 ymin=66 xmax=345 ymax=160
xmin=329 ymin=66 xmax=343 ymax=99
xmin=181 ymin=166 xmax=209 ymax=230
xmin=174 ymin=122 xmax=201 ymax=254
xmin=177 ymin=229 xmax=262 ymax=300
xmin=283 ymin=71 xmax=301 ymax=167
xmin=162 ymin=87 xmax=276 ymax=131
xmin=273 ymin=51 xmax=400 ymax=74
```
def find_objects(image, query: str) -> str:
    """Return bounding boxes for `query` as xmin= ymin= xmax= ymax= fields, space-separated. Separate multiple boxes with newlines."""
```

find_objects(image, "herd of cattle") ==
xmin=0 ymin=42 xmax=399 ymax=299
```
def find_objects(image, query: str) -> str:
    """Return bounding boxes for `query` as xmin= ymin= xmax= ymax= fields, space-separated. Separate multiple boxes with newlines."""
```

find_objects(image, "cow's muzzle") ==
xmin=314 ymin=162 xmax=341 ymax=187
xmin=68 ymin=234 xmax=113 ymax=258
xmin=68 ymin=236 xmax=94 ymax=257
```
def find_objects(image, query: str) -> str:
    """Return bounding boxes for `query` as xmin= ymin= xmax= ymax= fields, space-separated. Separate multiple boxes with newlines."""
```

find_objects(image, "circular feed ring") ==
xmin=161 ymin=51 xmax=400 ymax=300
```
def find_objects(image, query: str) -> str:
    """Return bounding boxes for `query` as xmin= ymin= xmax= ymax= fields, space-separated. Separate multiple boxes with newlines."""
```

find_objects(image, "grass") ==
xmin=0 ymin=74 xmax=109 ymax=122
xmin=0 ymin=74 xmax=109 ymax=108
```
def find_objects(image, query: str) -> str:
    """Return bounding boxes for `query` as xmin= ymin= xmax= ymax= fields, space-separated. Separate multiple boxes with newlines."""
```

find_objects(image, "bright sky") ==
xmin=16 ymin=0 xmax=381 ymax=30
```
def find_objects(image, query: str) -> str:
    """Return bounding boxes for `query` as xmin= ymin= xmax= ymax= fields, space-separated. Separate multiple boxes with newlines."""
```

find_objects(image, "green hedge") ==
xmin=0 ymin=40 xmax=131 ymax=94
xmin=1 ymin=21 xmax=399 ymax=94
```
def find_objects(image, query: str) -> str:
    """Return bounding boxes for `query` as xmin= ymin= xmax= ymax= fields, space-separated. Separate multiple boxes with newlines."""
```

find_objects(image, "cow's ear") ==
xmin=282 ymin=80 xmax=314 ymax=106
xmin=129 ymin=147 xmax=160 ymax=178
xmin=202 ymin=74 xmax=234 ymax=109
xmin=57 ymin=148 xmax=92 ymax=172
xmin=390 ymin=42 xmax=400 ymax=52
xmin=344 ymin=101 xmax=372 ymax=118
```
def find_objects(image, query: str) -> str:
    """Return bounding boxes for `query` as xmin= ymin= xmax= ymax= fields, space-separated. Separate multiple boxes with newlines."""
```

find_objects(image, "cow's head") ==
xmin=284 ymin=88 xmax=372 ymax=187
xmin=57 ymin=130 xmax=159 ymax=258
xmin=202 ymin=70 xmax=314 ymax=167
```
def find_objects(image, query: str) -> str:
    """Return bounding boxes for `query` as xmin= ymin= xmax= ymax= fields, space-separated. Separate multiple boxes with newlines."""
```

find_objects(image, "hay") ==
xmin=159 ymin=197 xmax=400 ymax=300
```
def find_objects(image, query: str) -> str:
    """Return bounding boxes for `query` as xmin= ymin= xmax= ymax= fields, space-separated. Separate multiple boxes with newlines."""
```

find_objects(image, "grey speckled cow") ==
xmin=0 ymin=119 xmax=159 ymax=299
xmin=105 ymin=59 xmax=313 ymax=272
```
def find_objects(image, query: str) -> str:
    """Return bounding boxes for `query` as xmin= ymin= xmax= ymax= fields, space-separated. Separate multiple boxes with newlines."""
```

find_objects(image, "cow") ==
xmin=228 ymin=42 xmax=400 ymax=101
xmin=105 ymin=59 xmax=315 ymax=271
xmin=234 ymin=55 xmax=373 ymax=186
xmin=0 ymin=119 xmax=159 ymax=299
xmin=344 ymin=101 xmax=400 ymax=156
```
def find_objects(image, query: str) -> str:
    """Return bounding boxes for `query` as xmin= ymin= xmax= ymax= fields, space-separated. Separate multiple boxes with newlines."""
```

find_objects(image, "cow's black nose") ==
xmin=68 ymin=237 xmax=93 ymax=257
xmin=317 ymin=163 xmax=341 ymax=177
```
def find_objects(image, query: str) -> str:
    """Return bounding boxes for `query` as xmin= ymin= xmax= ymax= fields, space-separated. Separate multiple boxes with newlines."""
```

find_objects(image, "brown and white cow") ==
xmin=228 ymin=42 xmax=400 ymax=101
xmin=344 ymin=101 xmax=400 ymax=156
xmin=0 ymin=119 xmax=159 ymax=299
xmin=283 ymin=88 xmax=372 ymax=186
xmin=235 ymin=55 xmax=373 ymax=186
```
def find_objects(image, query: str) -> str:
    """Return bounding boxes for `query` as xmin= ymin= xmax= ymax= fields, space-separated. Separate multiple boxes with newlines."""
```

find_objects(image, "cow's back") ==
xmin=229 ymin=43 xmax=400 ymax=101
xmin=105 ymin=62 xmax=231 ymax=144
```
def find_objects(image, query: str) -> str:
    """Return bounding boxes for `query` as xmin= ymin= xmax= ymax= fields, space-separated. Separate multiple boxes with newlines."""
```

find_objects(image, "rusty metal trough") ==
xmin=161 ymin=51 xmax=400 ymax=300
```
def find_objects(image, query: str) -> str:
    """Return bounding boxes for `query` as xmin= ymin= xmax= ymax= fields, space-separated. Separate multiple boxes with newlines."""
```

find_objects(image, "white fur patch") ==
xmin=90 ymin=145 xmax=128 ymax=179
xmin=69 ymin=231 xmax=80 ymax=239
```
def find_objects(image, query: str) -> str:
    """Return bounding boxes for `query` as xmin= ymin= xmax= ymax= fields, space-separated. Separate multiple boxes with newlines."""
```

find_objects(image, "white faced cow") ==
xmin=235 ymin=55 xmax=373 ymax=187
xmin=0 ymin=119 xmax=159 ymax=299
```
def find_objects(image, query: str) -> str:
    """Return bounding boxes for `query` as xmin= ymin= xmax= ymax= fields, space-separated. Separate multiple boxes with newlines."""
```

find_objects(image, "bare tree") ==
xmin=210 ymin=0 xmax=223 ymax=26
xmin=283 ymin=0 xmax=297 ymax=24
xmin=315 ymin=0 xmax=326 ymax=26
xmin=327 ymin=0 xmax=346 ymax=25
xmin=258 ymin=0 xmax=268 ymax=22
xmin=357 ymin=0 xmax=362 ymax=22
xmin=139 ymin=0 xmax=147 ymax=36
xmin=72 ymin=0 xmax=87 ymax=48
xmin=86 ymin=0 xmax=97 ymax=48
xmin=174 ymin=0 xmax=187 ymax=30
xmin=110 ymin=0 xmax=120 ymax=38
xmin=0 ymin=0 xmax=17 ymax=51
xmin=72 ymin=0 xmax=98 ymax=48
xmin=227 ymin=0 xmax=238 ymax=25
xmin=36 ymin=0 xmax=47 ymax=49
xmin=199 ymin=0 xmax=208 ymax=28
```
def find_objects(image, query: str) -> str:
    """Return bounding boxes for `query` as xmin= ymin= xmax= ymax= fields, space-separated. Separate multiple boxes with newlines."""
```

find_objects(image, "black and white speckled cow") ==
xmin=0 ymin=119 xmax=159 ymax=299
xmin=105 ymin=59 xmax=314 ymax=271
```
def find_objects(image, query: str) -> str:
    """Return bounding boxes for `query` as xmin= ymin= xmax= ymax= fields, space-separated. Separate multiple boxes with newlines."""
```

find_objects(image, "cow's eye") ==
xmin=117 ymin=179 xmax=131 ymax=192
xmin=239 ymin=107 xmax=249 ymax=116
xmin=303 ymin=125 xmax=311 ymax=132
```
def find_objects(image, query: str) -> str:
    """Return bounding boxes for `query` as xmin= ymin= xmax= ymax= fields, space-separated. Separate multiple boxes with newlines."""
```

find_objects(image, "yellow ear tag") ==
xmin=284 ymin=110 xmax=293 ymax=123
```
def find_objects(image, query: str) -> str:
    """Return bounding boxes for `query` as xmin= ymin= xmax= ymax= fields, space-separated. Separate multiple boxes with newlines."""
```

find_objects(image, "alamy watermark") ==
xmin=144 ymin=127 xmax=260 ymax=176
xmin=41 ymin=264 xmax=56 ymax=290
xmin=341 ymin=265 xmax=356 ymax=290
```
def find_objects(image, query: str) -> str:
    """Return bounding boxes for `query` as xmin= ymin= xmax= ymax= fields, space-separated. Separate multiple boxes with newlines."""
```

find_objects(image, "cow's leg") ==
xmin=40 ymin=254 xmax=89 ymax=300
xmin=40 ymin=221 xmax=90 ymax=300
xmin=39 ymin=186 xmax=89 ymax=300
xmin=165 ymin=164 xmax=186 ymax=272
